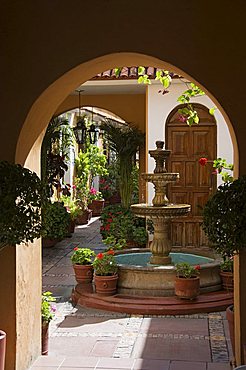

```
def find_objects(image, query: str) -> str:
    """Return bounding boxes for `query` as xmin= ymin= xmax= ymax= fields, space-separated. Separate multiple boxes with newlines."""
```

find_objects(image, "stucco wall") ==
xmin=1 ymin=1 xmax=246 ymax=368
xmin=147 ymin=81 xmax=234 ymax=201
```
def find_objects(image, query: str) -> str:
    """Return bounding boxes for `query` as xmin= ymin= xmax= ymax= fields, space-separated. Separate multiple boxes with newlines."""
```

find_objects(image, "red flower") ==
xmin=107 ymin=218 xmax=113 ymax=223
xmin=100 ymin=226 xmax=105 ymax=231
xmin=198 ymin=157 xmax=208 ymax=166
xmin=97 ymin=253 xmax=104 ymax=259
xmin=73 ymin=247 xmax=78 ymax=251
xmin=107 ymin=250 xmax=115 ymax=255
xmin=105 ymin=224 xmax=110 ymax=231
xmin=195 ymin=265 xmax=201 ymax=270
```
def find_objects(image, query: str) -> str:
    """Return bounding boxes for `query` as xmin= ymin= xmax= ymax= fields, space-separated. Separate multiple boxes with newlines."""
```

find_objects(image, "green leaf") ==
xmin=138 ymin=66 xmax=145 ymax=76
xmin=209 ymin=107 xmax=217 ymax=115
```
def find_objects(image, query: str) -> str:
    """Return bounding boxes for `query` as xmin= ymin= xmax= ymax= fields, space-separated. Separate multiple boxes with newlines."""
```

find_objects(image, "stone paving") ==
xmin=30 ymin=217 xmax=233 ymax=370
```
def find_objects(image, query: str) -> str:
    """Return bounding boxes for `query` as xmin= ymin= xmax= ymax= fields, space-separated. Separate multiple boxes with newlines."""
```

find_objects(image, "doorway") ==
xmin=166 ymin=103 xmax=217 ymax=248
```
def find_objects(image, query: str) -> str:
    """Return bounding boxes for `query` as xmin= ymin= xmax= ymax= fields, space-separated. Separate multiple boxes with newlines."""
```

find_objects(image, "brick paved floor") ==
xmin=30 ymin=217 xmax=233 ymax=370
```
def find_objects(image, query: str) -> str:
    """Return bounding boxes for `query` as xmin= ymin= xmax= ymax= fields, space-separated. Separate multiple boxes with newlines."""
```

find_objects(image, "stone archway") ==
xmin=12 ymin=52 xmax=240 ymax=369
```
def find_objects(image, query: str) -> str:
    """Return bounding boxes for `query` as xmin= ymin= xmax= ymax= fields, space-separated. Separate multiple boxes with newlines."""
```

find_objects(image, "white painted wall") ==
xmin=147 ymin=79 xmax=234 ymax=202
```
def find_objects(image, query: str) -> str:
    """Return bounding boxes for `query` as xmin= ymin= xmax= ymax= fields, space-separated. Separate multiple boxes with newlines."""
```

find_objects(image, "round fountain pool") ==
xmin=115 ymin=251 xmax=221 ymax=297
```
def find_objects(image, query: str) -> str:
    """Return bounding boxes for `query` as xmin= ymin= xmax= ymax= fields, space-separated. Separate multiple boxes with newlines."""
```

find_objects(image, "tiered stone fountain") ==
xmin=115 ymin=141 xmax=221 ymax=296
xmin=131 ymin=141 xmax=190 ymax=265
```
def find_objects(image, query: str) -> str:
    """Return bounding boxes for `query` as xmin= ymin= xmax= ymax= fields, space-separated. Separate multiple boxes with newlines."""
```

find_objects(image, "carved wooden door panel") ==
xmin=166 ymin=104 xmax=217 ymax=248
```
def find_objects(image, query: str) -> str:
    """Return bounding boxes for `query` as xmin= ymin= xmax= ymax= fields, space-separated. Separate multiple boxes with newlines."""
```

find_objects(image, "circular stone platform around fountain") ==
xmin=115 ymin=250 xmax=221 ymax=297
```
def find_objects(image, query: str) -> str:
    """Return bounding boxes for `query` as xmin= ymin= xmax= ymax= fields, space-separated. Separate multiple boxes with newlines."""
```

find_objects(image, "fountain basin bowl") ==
xmin=131 ymin=203 xmax=191 ymax=218
xmin=115 ymin=251 xmax=221 ymax=297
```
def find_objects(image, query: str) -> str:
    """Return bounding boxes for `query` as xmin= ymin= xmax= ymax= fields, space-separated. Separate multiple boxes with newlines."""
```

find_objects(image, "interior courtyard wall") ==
xmin=147 ymin=82 xmax=234 ymax=202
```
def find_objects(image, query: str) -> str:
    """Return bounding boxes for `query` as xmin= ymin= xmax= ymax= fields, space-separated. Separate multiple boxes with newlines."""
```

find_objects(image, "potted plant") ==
xmin=0 ymin=161 xmax=44 ymax=369
xmin=41 ymin=201 xmax=70 ymax=247
xmin=87 ymin=187 xmax=105 ymax=216
xmin=70 ymin=247 xmax=95 ymax=283
xmin=41 ymin=291 xmax=56 ymax=355
xmin=0 ymin=161 xmax=44 ymax=250
xmin=203 ymin=176 xmax=246 ymax=360
xmin=61 ymin=196 xmax=82 ymax=233
xmin=220 ymin=257 xmax=233 ymax=291
xmin=92 ymin=250 xmax=118 ymax=296
xmin=101 ymin=121 xmax=145 ymax=208
xmin=175 ymin=262 xmax=201 ymax=299
xmin=103 ymin=235 xmax=126 ymax=251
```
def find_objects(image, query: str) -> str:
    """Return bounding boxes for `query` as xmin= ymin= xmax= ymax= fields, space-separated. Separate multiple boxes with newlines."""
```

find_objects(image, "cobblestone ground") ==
xmin=31 ymin=217 xmax=233 ymax=370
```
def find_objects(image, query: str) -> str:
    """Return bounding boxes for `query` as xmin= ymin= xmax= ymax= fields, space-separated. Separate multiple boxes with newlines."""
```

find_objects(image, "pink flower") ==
xmin=74 ymin=247 xmax=78 ymax=251
xmin=178 ymin=114 xmax=187 ymax=123
xmin=212 ymin=169 xmax=218 ymax=175
xmin=51 ymin=304 xmax=56 ymax=313
xmin=199 ymin=157 xmax=208 ymax=166
xmin=90 ymin=187 xmax=97 ymax=195
xmin=72 ymin=185 xmax=76 ymax=189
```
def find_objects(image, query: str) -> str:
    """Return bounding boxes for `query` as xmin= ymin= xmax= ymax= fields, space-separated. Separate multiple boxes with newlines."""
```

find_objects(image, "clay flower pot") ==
xmin=41 ymin=321 xmax=49 ymax=355
xmin=220 ymin=271 xmax=234 ymax=291
xmin=0 ymin=330 xmax=6 ymax=370
xmin=88 ymin=199 xmax=105 ymax=216
xmin=175 ymin=276 xmax=200 ymax=300
xmin=73 ymin=264 xmax=94 ymax=284
xmin=94 ymin=274 xmax=118 ymax=296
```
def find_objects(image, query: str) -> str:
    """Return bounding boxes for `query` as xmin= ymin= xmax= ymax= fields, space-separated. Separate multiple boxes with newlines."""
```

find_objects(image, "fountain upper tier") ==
xmin=131 ymin=140 xmax=190 ymax=265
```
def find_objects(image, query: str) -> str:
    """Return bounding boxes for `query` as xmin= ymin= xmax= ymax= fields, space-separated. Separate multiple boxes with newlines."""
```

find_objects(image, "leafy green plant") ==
xmin=213 ymin=158 xmax=234 ymax=183
xmin=132 ymin=227 xmax=148 ymax=246
xmin=0 ymin=161 xmax=44 ymax=249
xmin=41 ymin=291 xmax=56 ymax=323
xmin=92 ymin=250 xmax=118 ymax=276
xmin=101 ymin=121 xmax=145 ymax=208
xmin=220 ymin=258 xmax=233 ymax=273
xmin=70 ymin=247 xmax=95 ymax=265
xmin=203 ymin=176 xmax=246 ymax=258
xmin=175 ymin=262 xmax=201 ymax=278
xmin=88 ymin=188 xmax=103 ymax=203
xmin=114 ymin=67 xmax=216 ymax=126
xmin=60 ymin=196 xmax=82 ymax=221
xmin=103 ymin=235 xmax=126 ymax=251
xmin=41 ymin=201 xmax=70 ymax=240
xmin=100 ymin=204 xmax=147 ymax=244
xmin=41 ymin=116 xmax=74 ymax=196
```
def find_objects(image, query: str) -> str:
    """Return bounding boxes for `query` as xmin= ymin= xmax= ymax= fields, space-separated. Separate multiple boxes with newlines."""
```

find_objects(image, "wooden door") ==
xmin=166 ymin=104 xmax=217 ymax=248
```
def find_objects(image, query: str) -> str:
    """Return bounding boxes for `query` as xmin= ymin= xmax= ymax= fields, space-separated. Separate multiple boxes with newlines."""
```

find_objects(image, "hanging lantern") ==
xmin=88 ymin=123 xmax=99 ymax=144
xmin=73 ymin=118 xmax=87 ymax=144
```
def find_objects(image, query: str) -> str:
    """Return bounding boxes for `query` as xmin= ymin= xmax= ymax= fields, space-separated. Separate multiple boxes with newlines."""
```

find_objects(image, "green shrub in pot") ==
xmin=41 ymin=201 xmax=70 ymax=240
xmin=203 ymin=175 xmax=246 ymax=258
xmin=0 ymin=160 xmax=44 ymax=249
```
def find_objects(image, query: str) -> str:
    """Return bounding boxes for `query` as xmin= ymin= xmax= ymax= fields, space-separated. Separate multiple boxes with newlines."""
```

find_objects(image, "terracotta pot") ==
xmin=76 ymin=209 xmax=92 ymax=225
xmin=73 ymin=264 xmax=94 ymax=284
xmin=42 ymin=321 xmax=49 ymax=355
xmin=0 ymin=330 xmax=6 ymax=370
xmin=108 ymin=193 xmax=121 ymax=205
xmin=94 ymin=274 xmax=118 ymax=296
xmin=175 ymin=276 xmax=200 ymax=299
xmin=88 ymin=199 xmax=105 ymax=216
xmin=226 ymin=305 xmax=235 ymax=358
xmin=42 ymin=238 xmax=60 ymax=248
xmin=68 ymin=219 xmax=76 ymax=234
xmin=220 ymin=271 xmax=234 ymax=291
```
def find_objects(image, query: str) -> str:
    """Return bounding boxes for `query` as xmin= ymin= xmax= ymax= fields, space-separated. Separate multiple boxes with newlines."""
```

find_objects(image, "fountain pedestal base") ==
xmin=150 ymin=255 xmax=172 ymax=265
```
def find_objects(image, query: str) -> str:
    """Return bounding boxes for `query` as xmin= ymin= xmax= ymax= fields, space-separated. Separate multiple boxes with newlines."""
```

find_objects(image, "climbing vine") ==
xmin=114 ymin=67 xmax=216 ymax=125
